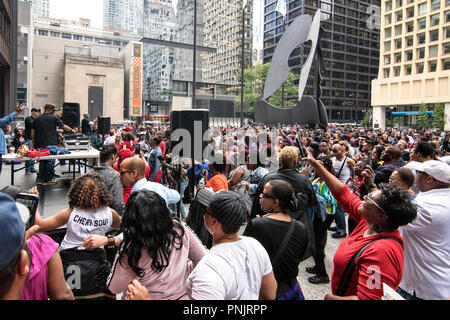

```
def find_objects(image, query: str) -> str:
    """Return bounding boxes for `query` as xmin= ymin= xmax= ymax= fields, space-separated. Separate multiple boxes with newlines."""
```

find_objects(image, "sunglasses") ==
xmin=365 ymin=192 xmax=386 ymax=215
xmin=261 ymin=192 xmax=274 ymax=199
xmin=120 ymin=169 xmax=135 ymax=175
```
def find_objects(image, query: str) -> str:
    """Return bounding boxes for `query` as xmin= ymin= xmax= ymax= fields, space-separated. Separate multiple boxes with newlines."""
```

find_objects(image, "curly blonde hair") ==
xmin=279 ymin=146 xmax=298 ymax=168
xmin=68 ymin=173 xmax=111 ymax=210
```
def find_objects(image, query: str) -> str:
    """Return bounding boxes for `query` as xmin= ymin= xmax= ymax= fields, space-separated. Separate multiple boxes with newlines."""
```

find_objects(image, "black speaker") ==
xmin=170 ymin=109 xmax=209 ymax=161
xmin=97 ymin=117 xmax=111 ymax=135
xmin=62 ymin=103 xmax=80 ymax=128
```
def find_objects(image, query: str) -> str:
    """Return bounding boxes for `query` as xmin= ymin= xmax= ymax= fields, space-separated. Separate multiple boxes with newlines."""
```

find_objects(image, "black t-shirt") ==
xmin=32 ymin=113 xmax=64 ymax=148
xmin=243 ymin=217 xmax=308 ymax=282
xmin=24 ymin=116 xmax=35 ymax=140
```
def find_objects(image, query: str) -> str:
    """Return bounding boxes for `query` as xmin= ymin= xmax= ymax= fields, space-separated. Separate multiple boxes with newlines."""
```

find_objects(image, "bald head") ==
xmin=122 ymin=157 xmax=146 ymax=178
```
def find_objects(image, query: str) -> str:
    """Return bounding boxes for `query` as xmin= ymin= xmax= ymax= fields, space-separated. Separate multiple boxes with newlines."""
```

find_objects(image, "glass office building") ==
xmin=263 ymin=0 xmax=380 ymax=123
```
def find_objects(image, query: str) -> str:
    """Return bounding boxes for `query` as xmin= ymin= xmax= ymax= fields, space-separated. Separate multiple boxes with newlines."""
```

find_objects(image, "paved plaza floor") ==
xmin=0 ymin=159 xmax=344 ymax=300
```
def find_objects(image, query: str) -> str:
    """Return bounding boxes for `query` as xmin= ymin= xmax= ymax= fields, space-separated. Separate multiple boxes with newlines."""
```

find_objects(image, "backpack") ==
xmin=290 ymin=192 xmax=316 ymax=262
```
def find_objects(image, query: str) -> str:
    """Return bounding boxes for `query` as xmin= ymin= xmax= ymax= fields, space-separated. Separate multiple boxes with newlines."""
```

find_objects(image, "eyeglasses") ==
xmin=389 ymin=176 xmax=397 ymax=182
xmin=261 ymin=192 xmax=274 ymax=199
xmin=120 ymin=169 xmax=135 ymax=175
xmin=365 ymin=192 xmax=386 ymax=215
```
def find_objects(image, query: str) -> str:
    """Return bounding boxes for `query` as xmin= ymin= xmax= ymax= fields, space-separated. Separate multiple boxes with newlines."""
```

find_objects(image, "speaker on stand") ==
xmin=170 ymin=109 xmax=210 ymax=217
xmin=62 ymin=103 xmax=81 ymax=129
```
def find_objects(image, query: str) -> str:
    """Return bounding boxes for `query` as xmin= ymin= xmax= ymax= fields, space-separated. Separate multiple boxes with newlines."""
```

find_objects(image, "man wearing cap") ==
xmin=24 ymin=107 xmax=40 ymax=174
xmin=398 ymin=160 xmax=450 ymax=300
xmin=186 ymin=190 xmax=277 ymax=300
xmin=0 ymin=193 xmax=30 ymax=299
xmin=32 ymin=103 xmax=76 ymax=185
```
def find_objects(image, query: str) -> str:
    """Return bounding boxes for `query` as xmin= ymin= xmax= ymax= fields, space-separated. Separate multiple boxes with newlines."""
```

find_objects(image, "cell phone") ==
xmin=296 ymin=137 xmax=307 ymax=158
xmin=15 ymin=193 xmax=39 ymax=230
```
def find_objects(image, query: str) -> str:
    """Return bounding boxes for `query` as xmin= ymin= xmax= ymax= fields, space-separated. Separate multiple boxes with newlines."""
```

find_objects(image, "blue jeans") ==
xmin=169 ymin=181 xmax=188 ymax=219
xmin=334 ymin=203 xmax=347 ymax=234
xmin=38 ymin=159 xmax=56 ymax=182
xmin=25 ymin=140 xmax=35 ymax=171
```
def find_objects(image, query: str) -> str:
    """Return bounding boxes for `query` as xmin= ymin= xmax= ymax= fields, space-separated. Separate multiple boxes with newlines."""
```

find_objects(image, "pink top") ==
xmin=107 ymin=223 xmax=207 ymax=300
xmin=20 ymin=234 xmax=59 ymax=300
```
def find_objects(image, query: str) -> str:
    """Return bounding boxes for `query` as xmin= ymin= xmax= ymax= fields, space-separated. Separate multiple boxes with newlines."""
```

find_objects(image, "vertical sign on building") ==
xmin=131 ymin=43 xmax=142 ymax=117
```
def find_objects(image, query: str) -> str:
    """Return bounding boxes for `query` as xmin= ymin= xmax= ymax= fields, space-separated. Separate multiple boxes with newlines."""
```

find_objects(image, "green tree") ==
xmin=416 ymin=104 xmax=430 ymax=129
xmin=432 ymin=103 xmax=445 ymax=130
xmin=360 ymin=109 xmax=372 ymax=127
xmin=236 ymin=62 xmax=299 ymax=114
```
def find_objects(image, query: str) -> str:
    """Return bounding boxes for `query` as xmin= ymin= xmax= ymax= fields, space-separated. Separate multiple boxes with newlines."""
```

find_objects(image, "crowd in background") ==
xmin=1 ymin=105 xmax=450 ymax=301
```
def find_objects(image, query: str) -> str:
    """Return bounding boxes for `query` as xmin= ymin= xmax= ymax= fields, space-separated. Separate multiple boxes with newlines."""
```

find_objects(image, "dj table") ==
xmin=1 ymin=149 xmax=100 ymax=185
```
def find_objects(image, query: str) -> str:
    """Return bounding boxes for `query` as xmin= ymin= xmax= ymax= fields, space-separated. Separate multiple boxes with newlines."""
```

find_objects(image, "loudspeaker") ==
xmin=170 ymin=109 xmax=209 ymax=161
xmin=62 ymin=103 xmax=80 ymax=128
xmin=97 ymin=117 xmax=111 ymax=135
xmin=210 ymin=99 xmax=234 ymax=118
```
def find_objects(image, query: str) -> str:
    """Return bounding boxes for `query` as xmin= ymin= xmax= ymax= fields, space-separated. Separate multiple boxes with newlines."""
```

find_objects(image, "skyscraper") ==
xmin=25 ymin=0 xmax=50 ymax=18
xmin=202 ymin=0 xmax=253 ymax=85
xmin=263 ymin=0 xmax=380 ymax=123
xmin=103 ymin=0 xmax=137 ymax=32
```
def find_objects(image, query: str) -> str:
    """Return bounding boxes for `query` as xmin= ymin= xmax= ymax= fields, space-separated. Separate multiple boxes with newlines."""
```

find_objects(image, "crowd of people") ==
xmin=1 ymin=104 xmax=450 ymax=301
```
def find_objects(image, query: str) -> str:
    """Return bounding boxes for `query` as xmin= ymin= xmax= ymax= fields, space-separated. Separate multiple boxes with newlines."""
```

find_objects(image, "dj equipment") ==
xmin=64 ymin=134 xmax=91 ymax=151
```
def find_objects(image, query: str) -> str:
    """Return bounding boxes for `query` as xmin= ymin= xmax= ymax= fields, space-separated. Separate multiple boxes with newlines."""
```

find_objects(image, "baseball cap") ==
xmin=406 ymin=160 xmax=450 ymax=184
xmin=196 ymin=188 xmax=214 ymax=207
xmin=0 ymin=193 xmax=25 ymax=270
xmin=124 ymin=126 xmax=132 ymax=132
xmin=31 ymin=107 xmax=40 ymax=112
xmin=208 ymin=190 xmax=247 ymax=230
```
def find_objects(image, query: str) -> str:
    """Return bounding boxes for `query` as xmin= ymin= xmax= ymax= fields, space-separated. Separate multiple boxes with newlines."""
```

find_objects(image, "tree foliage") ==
xmin=431 ymin=103 xmax=445 ymax=130
xmin=416 ymin=104 xmax=430 ymax=129
xmin=235 ymin=62 xmax=299 ymax=114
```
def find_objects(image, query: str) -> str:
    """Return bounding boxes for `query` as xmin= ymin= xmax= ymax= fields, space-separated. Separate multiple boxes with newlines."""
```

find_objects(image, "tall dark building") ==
xmin=0 ymin=0 xmax=18 ymax=115
xmin=263 ymin=0 xmax=380 ymax=123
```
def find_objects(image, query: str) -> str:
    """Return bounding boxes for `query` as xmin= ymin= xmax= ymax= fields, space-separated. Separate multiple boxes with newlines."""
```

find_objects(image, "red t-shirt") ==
xmin=159 ymin=140 xmax=166 ymax=157
xmin=330 ymin=186 xmax=404 ymax=300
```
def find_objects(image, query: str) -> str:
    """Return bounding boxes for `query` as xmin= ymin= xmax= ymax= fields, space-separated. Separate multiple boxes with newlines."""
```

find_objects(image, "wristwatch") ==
xmin=107 ymin=235 xmax=116 ymax=248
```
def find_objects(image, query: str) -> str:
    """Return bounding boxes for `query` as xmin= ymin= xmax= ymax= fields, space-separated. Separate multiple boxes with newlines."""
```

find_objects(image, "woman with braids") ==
xmin=302 ymin=149 xmax=417 ymax=300
xmin=106 ymin=190 xmax=207 ymax=300
xmin=34 ymin=173 xmax=122 ymax=299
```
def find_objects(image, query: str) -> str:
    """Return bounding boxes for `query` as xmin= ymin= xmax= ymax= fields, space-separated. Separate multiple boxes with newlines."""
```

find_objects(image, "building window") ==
xmin=395 ymin=24 xmax=402 ymax=36
xmin=385 ymin=28 xmax=392 ymax=38
xmin=394 ymin=52 xmax=402 ymax=63
xmin=406 ymin=6 xmax=414 ymax=18
xmin=406 ymin=21 xmax=414 ymax=32
xmin=443 ymin=58 xmax=450 ymax=70
xmin=74 ymin=34 xmax=83 ymax=41
xmin=418 ymin=32 xmax=426 ymax=44
xmin=384 ymin=54 xmax=391 ymax=65
xmin=418 ymin=17 xmax=426 ymax=29
xmin=385 ymin=14 xmax=392 ymax=25
xmin=38 ymin=29 xmax=48 ymax=36
xmin=406 ymin=36 xmax=414 ymax=46
xmin=50 ymin=31 xmax=60 ymax=38
xmin=431 ymin=0 xmax=441 ymax=11
xmin=85 ymin=36 xmax=93 ymax=42
xmin=446 ymin=10 xmax=450 ymax=22
xmin=395 ymin=38 xmax=402 ymax=49
xmin=445 ymin=27 xmax=450 ymax=38
xmin=417 ymin=47 xmax=425 ymax=59
xmin=383 ymin=68 xmax=390 ymax=78
xmin=429 ymin=45 xmax=438 ymax=57
xmin=429 ymin=60 xmax=437 ymax=72
xmin=444 ymin=42 xmax=450 ymax=54
xmin=396 ymin=0 xmax=403 ymax=8
xmin=386 ymin=1 xmax=393 ymax=11
xmin=416 ymin=62 xmax=424 ymax=73
xmin=430 ymin=13 xmax=440 ymax=26
xmin=396 ymin=10 xmax=403 ymax=22
xmin=62 ymin=33 xmax=72 ymax=39
xmin=385 ymin=41 xmax=392 ymax=51
xmin=406 ymin=50 xmax=413 ymax=60
xmin=394 ymin=66 xmax=401 ymax=76
xmin=430 ymin=29 xmax=439 ymax=42
xmin=418 ymin=2 xmax=427 ymax=15
xmin=405 ymin=64 xmax=412 ymax=75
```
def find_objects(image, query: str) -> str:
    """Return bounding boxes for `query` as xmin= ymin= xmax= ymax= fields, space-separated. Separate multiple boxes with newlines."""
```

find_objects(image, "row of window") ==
xmin=383 ymin=57 xmax=450 ymax=77
xmin=384 ymin=42 xmax=450 ymax=65
xmin=385 ymin=26 xmax=445 ymax=43
xmin=384 ymin=27 xmax=450 ymax=52
xmin=35 ymin=29 xmax=129 ymax=47
xmin=385 ymin=9 xmax=450 ymax=27
xmin=385 ymin=0 xmax=450 ymax=13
